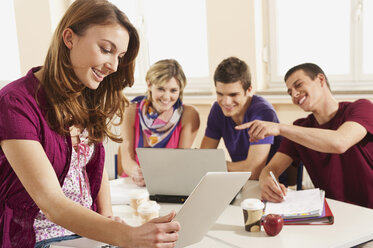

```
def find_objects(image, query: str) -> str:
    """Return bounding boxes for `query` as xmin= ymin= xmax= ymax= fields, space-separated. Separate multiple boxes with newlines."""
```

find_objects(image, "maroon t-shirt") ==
xmin=0 ymin=67 xmax=105 ymax=247
xmin=278 ymin=99 xmax=373 ymax=209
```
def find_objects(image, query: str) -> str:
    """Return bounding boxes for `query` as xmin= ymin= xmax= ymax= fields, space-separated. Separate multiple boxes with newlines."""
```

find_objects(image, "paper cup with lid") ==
xmin=241 ymin=198 xmax=265 ymax=232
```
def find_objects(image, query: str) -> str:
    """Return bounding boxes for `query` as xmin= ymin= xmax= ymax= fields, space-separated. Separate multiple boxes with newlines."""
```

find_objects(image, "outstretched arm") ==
xmin=200 ymin=136 xmax=220 ymax=149
xmin=1 ymin=139 xmax=180 ymax=247
xmin=236 ymin=120 xmax=367 ymax=154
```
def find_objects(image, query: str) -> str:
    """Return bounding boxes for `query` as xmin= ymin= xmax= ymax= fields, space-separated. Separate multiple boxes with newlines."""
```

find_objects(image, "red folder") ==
xmin=283 ymin=199 xmax=334 ymax=225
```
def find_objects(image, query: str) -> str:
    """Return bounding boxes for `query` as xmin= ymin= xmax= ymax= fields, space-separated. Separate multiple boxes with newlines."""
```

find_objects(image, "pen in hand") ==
xmin=269 ymin=171 xmax=285 ymax=200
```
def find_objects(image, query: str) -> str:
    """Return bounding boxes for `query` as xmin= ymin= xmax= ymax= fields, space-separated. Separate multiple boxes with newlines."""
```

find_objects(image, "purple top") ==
xmin=278 ymin=99 xmax=373 ymax=208
xmin=0 ymin=67 xmax=105 ymax=247
xmin=205 ymin=95 xmax=281 ymax=163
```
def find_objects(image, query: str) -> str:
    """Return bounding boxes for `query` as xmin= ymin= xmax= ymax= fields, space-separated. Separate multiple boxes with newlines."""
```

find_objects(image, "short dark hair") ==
xmin=213 ymin=57 xmax=251 ymax=91
xmin=284 ymin=63 xmax=331 ymax=90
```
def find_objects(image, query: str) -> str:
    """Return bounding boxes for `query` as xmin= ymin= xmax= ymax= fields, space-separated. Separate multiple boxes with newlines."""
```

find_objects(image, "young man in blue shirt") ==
xmin=200 ymin=57 xmax=285 ymax=182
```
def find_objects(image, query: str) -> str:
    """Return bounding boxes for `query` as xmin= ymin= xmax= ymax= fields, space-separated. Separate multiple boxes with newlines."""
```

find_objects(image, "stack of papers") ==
xmin=263 ymin=188 xmax=333 ymax=225
xmin=264 ymin=188 xmax=325 ymax=219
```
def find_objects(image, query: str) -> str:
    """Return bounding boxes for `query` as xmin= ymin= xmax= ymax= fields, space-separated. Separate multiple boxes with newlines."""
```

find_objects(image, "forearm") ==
xmin=239 ymin=120 xmax=364 ymax=154
xmin=200 ymin=136 xmax=219 ymax=149
xmin=227 ymin=144 xmax=270 ymax=179
xmin=179 ymin=106 xmax=200 ymax=148
xmin=259 ymin=164 xmax=280 ymax=182
xmin=120 ymin=142 xmax=139 ymax=177
xmin=227 ymin=160 xmax=266 ymax=179
xmin=279 ymin=124 xmax=348 ymax=153
xmin=259 ymin=152 xmax=293 ymax=183
xmin=45 ymin=197 xmax=130 ymax=246
xmin=122 ymin=155 xmax=139 ymax=177
xmin=96 ymin=168 xmax=113 ymax=217
xmin=178 ymin=129 xmax=198 ymax=148
xmin=227 ymin=161 xmax=248 ymax=172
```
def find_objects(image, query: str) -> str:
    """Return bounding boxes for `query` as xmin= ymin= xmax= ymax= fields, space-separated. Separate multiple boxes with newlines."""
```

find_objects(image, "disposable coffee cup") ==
xmin=129 ymin=189 xmax=149 ymax=216
xmin=241 ymin=198 xmax=265 ymax=232
xmin=137 ymin=200 xmax=160 ymax=224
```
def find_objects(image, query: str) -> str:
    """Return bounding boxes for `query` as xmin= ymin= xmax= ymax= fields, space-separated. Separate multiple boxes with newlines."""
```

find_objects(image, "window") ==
xmin=266 ymin=0 xmax=373 ymax=91
xmin=362 ymin=0 xmax=373 ymax=76
xmin=110 ymin=0 xmax=209 ymax=96
xmin=0 ymin=0 xmax=21 ymax=87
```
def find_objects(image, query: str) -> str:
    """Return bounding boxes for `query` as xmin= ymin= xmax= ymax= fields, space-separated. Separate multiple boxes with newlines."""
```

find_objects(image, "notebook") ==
xmin=50 ymin=172 xmax=251 ymax=248
xmin=263 ymin=188 xmax=333 ymax=225
xmin=136 ymin=148 xmax=227 ymax=203
xmin=264 ymin=188 xmax=325 ymax=219
xmin=284 ymin=199 xmax=334 ymax=225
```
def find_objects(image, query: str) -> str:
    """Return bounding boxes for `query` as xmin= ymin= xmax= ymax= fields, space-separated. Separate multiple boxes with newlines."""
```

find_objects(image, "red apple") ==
xmin=263 ymin=214 xmax=284 ymax=236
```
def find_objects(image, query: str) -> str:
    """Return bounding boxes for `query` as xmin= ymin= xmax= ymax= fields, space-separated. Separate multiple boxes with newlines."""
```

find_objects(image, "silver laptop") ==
xmin=174 ymin=171 xmax=251 ymax=248
xmin=51 ymin=172 xmax=251 ymax=248
xmin=136 ymin=148 xmax=227 ymax=203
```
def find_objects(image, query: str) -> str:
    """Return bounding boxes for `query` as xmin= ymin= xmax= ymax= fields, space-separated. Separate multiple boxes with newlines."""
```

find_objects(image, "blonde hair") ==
xmin=146 ymin=59 xmax=187 ymax=101
xmin=39 ymin=0 xmax=139 ymax=144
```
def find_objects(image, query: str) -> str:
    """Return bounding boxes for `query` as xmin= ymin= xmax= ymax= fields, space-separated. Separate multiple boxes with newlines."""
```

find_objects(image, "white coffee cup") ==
xmin=137 ymin=200 xmax=160 ymax=224
xmin=128 ymin=189 xmax=149 ymax=216
xmin=241 ymin=198 xmax=265 ymax=232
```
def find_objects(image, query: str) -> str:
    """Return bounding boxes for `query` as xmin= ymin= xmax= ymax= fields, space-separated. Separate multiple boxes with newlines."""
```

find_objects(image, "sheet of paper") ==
xmin=264 ymin=188 xmax=324 ymax=218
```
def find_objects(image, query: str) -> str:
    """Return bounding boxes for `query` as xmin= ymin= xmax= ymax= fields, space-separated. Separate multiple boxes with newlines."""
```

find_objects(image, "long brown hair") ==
xmin=40 ymin=0 xmax=139 ymax=144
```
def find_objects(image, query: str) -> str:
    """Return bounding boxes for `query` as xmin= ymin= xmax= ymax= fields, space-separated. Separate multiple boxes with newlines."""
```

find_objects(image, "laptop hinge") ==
xmin=150 ymin=194 xmax=189 ymax=203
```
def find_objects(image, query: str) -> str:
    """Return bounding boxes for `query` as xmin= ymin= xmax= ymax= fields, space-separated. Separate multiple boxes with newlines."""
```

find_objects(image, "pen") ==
xmin=269 ymin=171 xmax=285 ymax=200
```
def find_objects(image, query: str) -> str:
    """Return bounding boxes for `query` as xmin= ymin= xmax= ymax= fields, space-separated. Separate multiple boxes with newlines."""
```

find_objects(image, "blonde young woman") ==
xmin=119 ymin=59 xmax=200 ymax=186
xmin=0 ymin=1 xmax=180 ymax=247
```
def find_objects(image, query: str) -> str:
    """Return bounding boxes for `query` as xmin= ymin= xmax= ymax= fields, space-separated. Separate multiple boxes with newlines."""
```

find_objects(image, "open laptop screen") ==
xmin=136 ymin=148 xmax=227 ymax=203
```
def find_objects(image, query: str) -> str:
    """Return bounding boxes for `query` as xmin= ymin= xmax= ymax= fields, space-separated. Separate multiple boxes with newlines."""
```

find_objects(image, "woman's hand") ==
xmin=131 ymin=166 xmax=145 ymax=187
xmin=125 ymin=211 xmax=181 ymax=248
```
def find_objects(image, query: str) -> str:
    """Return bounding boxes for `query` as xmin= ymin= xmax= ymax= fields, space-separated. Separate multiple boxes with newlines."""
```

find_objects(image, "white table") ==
xmin=52 ymin=179 xmax=373 ymax=248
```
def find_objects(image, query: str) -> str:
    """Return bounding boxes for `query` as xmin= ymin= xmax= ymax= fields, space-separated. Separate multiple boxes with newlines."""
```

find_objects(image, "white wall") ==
xmin=206 ymin=0 xmax=258 ymax=90
xmin=14 ymin=0 xmax=52 ymax=75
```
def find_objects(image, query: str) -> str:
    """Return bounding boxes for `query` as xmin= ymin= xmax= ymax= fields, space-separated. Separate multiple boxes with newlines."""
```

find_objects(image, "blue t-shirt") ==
xmin=205 ymin=95 xmax=281 ymax=163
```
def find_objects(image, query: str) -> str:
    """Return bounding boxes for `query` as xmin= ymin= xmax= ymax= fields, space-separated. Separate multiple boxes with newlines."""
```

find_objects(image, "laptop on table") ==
xmin=174 ymin=171 xmax=251 ymax=247
xmin=50 ymin=171 xmax=251 ymax=248
xmin=136 ymin=148 xmax=227 ymax=203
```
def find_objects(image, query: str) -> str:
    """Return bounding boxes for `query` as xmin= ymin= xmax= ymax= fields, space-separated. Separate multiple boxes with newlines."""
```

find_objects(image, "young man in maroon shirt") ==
xmin=237 ymin=63 xmax=373 ymax=209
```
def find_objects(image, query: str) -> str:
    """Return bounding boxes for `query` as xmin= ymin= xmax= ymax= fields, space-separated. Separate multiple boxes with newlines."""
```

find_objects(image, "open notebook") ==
xmin=264 ymin=188 xmax=333 ymax=225
xmin=264 ymin=188 xmax=325 ymax=218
